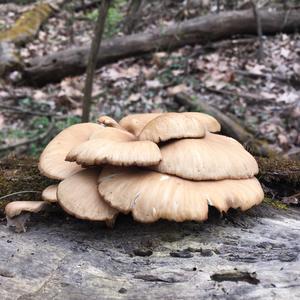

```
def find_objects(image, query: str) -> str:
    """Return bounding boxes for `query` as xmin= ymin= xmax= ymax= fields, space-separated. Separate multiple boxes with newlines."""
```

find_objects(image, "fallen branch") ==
xmin=21 ymin=8 xmax=300 ymax=86
xmin=174 ymin=92 xmax=278 ymax=157
xmin=234 ymin=69 xmax=300 ymax=88
xmin=202 ymin=85 xmax=273 ymax=105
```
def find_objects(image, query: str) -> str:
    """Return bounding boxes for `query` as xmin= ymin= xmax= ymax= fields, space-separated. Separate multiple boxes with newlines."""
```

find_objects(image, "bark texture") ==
xmin=23 ymin=8 xmax=300 ymax=86
xmin=0 ymin=204 xmax=299 ymax=299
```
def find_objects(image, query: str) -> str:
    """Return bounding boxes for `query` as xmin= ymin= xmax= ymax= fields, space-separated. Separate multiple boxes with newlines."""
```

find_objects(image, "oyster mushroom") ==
xmin=98 ymin=166 xmax=264 ymax=223
xmin=119 ymin=113 xmax=162 ymax=136
xmin=5 ymin=201 xmax=49 ymax=232
xmin=39 ymin=123 xmax=101 ymax=180
xmin=42 ymin=184 xmax=58 ymax=203
xmin=66 ymin=126 xmax=162 ymax=167
xmin=57 ymin=169 xmax=118 ymax=227
xmin=119 ymin=112 xmax=221 ymax=137
xmin=138 ymin=112 xmax=206 ymax=143
xmin=152 ymin=133 xmax=258 ymax=180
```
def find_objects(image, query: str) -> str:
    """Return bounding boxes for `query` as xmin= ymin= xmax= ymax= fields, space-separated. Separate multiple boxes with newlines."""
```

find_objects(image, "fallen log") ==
xmin=174 ymin=92 xmax=277 ymax=157
xmin=0 ymin=153 xmax=299 ymax=212
xmin=0 ymin=156 xmax=55 ymax=212
xmin=23 ymin=8 xmax=300 ymax=86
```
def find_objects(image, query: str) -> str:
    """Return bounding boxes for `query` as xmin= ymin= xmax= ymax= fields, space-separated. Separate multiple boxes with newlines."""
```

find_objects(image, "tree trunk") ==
xmin=22 ymin=8 xmax=300 ymax=86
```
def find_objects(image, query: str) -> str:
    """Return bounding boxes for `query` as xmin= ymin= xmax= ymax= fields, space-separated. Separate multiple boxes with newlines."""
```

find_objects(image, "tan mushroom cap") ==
xmin=39 ymin=123 xmax=101 ymax=180
xmin=89 ymin=126 xmax=136 ymax=142
xmin=119 ymin=113 xmax=162 ymax=136
xmin=98 ymin=166 xmax=264 ymax=223
xmin=98 ymin=115 xmax=123 ymax=129
xmin=66 ymin=138 xmax=162 ymax=167
xmin=57 ymin=169 xmax=118 ymax=221
xmin=138 ymin=113 xmax=206 ymax=143
xmin=183 ymin=112 xmax=221 ymax=132
xmin=5 ymin=201 xmax=48 ymax=218
xmin=152 ymin=133 xmax=259 ymax=180
xmin=42 ymin=184 xmax=58 ymax=203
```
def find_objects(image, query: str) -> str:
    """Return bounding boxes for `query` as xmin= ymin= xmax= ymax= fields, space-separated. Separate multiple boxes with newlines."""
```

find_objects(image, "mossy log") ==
xmin=0 ymin=156 xmax=55 ymax=212
xmin=0 ymin=3 xmax=54 ymax=44
xmin=0 ymin=155 xmax=299 ymax=213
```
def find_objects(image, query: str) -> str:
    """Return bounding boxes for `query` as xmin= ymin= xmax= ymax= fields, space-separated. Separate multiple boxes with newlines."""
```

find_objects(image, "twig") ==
xmin=251 ymin=1 xmax=264 ymax=62
xmin=0 ymin=191 xmax=41 ymax=201
xmin=0 ymin=118 xmax=55 ymax=152
xmin=0 ymin=104 xmax=59 ymax=117
xmin=201 ymin=84 xmax=273 ymax=104
xmin=82 ymin=0 xmax=111 ymax=122
xmin=234 ymin=69 xmax=300 ymax=88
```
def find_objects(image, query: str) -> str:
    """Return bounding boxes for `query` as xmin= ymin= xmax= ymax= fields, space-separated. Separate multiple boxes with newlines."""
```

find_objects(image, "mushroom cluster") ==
xmin=5 ymin=112 xmax=264 ymax=231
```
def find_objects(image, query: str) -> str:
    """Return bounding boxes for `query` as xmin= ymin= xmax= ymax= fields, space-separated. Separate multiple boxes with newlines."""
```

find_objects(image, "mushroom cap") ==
xmin=119 ymin=113 xmax=162 ymax=136
xmin=57 ymin=169 xmax=118 ymax=221
xmin=66 ymin=138 xmax=162 ymax=167
xmin=98 ymin=115 xmax=122 ymax=129
xmin=152 ymin=133 xmax=259 ymax=180
xmin=89 ymin=126 xmax=136 ymax=142
xmin=39 ymin=123 xmax=101 ymax=180
xmin=183 ymin=112 xmax=221 ymax=132
xmin=41 ymin=184 xmax=58 ymax=203
xmin=98 ymin=166 xmax=264 ymax=223
xmin=138 ymin=113 xmax=206 ymax=143
xmin=5 ymin=201 xmax=48 ymax=218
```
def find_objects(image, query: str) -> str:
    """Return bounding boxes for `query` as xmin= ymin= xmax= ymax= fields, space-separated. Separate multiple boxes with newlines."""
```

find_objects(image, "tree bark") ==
xmin=22 ymin=8 xmax=300 ymax=86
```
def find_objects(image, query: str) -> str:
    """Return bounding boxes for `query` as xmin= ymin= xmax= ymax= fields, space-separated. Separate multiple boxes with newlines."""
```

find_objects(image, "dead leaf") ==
xmin=167 ymin=84 xmax=188 ymax=96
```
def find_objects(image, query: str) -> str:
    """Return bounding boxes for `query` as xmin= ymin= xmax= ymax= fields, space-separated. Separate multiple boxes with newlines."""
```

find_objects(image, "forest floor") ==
xmin=0 ymin=1 xmax=299 ymax=158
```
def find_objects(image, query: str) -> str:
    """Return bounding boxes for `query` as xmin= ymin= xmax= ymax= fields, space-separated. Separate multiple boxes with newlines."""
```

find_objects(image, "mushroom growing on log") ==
xmin=5 ymin=112 xmax=264 ymax=229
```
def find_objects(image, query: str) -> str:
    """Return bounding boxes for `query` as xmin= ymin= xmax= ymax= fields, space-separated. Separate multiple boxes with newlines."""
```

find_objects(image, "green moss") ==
xmin=0 ymin=156 xmax=55 ymax=214
xmin=0 ymin=3 xmax=53 ymax=44
xmin=257 ymin=157 xmax=300 ymax=186
xmin=263 ymin=197 xmax=288 ymax=210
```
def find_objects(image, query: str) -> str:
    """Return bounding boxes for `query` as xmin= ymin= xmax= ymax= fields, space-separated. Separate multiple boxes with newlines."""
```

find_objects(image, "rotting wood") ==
xmin=0 ymin=2 xmax=54 ymax=45
xmin=20 ymin=8 xmax=300 ymax=86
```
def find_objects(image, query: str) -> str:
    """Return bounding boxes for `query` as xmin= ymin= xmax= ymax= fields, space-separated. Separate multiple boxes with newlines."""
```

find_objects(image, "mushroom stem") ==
xmin=5 ymin=201 xmax=49 ymax=233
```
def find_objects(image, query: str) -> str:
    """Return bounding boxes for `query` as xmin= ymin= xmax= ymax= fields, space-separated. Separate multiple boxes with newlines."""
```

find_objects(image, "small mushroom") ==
xmin=39 ymin=123 xmax=101 ymax=180
xmin=89 ymin=126 xmax=136 ymax=142
xmin=5 ymin=201 xmax=49 ymax=232
xmin=98 ymin=115 xmax=123 ymax=129
xmin=119 ymin=113 xmax=162 ymax=136
xmin=138 ymin=113 xmax=206 ymax=143
xmin=152 ymin=133 xmax=258 ymax=180
xmin=98 ymin=166 xmax=264 ymax=223
xmin=57 ymin=169 xmax=118 ymax=225
xmin=119 ymin=112 xmax=221 ymax=137
xmin=41 ymin=184 xmax=58 ymax=203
